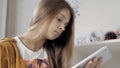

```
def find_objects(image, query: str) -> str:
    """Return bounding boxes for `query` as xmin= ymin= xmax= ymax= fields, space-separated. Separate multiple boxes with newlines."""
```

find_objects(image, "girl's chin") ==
xmin=48 ymin=37 xmax=58 ymax=40
xmin=47 ymin=34 xmax=59 ymax=40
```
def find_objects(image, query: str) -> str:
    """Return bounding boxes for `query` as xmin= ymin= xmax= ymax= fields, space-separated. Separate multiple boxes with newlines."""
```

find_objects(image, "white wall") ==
xmin=6 ymin=0 xmax=120 ymax=38
xmin=6 ymin=0 xmax=39 ymax=37
xmin=6 ymin=0 xmax=120 ymax=45
xmin=75 ymin=0 xmax=120 ymax=38
xmin=0 ymin=0 xmax=7 ymax=38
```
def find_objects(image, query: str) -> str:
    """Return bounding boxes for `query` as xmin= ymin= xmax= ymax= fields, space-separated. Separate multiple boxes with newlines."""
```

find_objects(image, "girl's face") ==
xmin=46 ymin=9 xmax=70 ymax=40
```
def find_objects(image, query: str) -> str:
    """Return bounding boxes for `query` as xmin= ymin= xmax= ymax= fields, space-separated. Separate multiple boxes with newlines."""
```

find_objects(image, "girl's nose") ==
xmin=59 ymin=24 xmax=65 ymax=31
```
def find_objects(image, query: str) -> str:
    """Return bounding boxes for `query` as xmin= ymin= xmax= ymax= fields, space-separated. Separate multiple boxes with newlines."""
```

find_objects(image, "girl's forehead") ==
xmin=57 ymin=9 xmax=70 ymax=23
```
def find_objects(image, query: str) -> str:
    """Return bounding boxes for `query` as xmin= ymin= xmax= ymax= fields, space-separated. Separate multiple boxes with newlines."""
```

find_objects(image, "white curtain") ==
xmin=0 ymin=0 xmax=7 ymax=38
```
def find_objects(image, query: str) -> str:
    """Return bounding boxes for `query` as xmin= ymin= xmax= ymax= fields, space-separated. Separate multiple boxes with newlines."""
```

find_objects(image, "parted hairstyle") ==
xmin=30 ymin=0 xmax=75 ymax=68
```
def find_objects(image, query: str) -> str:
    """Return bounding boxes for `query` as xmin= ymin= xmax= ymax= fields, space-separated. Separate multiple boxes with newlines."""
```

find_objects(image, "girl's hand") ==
xmin=84 ymin=57 xmax=102 ymax=68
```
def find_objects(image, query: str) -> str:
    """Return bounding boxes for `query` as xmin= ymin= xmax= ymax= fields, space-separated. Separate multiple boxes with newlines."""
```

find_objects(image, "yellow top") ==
xmin=0 ymin=38 xmax=27 ymax=68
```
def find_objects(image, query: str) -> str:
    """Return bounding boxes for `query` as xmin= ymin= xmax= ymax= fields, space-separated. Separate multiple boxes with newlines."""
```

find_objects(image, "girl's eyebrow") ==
xmin=59 ymin=13 xmax=69 ymax=23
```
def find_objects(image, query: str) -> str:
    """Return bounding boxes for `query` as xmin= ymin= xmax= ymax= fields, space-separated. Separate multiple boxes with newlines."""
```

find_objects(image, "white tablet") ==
xmin=72 ymin=46 xmax=112 ymax=68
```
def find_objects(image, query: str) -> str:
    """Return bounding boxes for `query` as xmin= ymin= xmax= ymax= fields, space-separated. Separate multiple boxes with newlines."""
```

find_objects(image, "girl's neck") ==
xmin=19 ymin=32 xmax=46 ymax=52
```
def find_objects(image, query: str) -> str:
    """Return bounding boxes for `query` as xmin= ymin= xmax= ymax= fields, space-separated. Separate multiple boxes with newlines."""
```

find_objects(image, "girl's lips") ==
xmin=55 ymin=31 xmax=60 ymax=36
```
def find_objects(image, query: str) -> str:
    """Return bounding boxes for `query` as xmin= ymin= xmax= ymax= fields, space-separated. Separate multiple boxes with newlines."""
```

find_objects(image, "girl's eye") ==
xmin=57 ymin=18 xmax=62 ymax=22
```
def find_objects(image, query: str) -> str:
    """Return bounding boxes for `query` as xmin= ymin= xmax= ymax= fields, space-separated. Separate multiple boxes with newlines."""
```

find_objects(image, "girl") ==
xmin=0 ymin=0 xmax=102 ymax=68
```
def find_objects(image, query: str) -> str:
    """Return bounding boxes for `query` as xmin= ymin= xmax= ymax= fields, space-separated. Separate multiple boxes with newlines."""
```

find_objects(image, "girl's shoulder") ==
xmin=0 ymin=37 xmax=17 ymax=49
xmin=0 ymin=37 xmax=16 ymax=44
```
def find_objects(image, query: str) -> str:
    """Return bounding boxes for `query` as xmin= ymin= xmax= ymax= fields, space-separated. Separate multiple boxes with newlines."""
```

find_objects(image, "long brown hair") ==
xmin=30 ymin=0 xmax=75 ymax=68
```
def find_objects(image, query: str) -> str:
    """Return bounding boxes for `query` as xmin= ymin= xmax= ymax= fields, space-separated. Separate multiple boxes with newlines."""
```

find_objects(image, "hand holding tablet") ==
xmin=72 ymin=46 xmax=112 ymax=68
